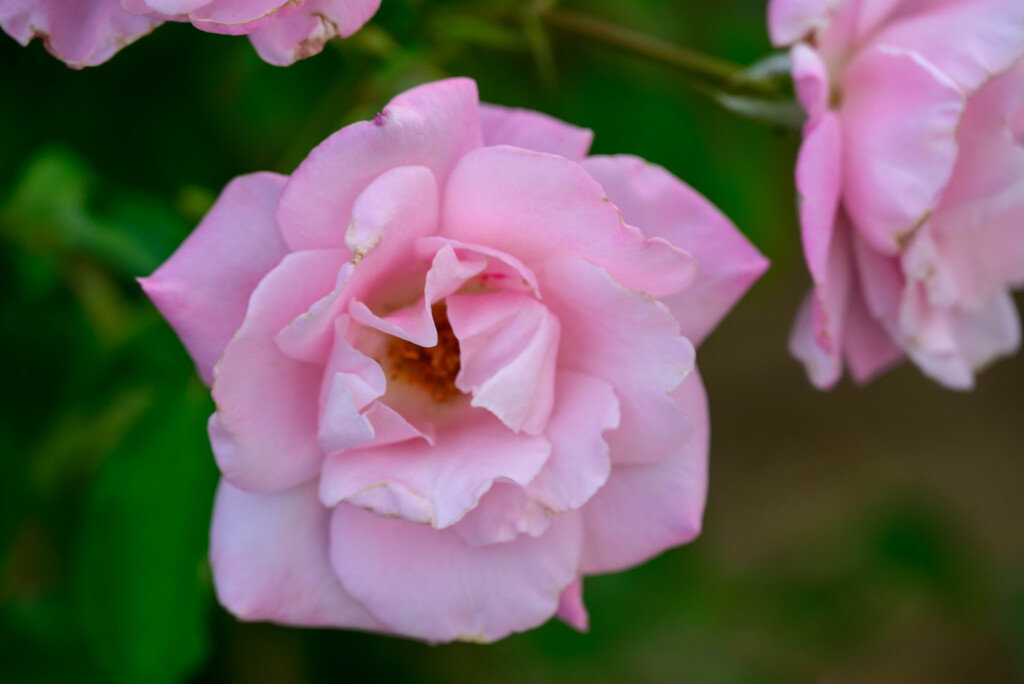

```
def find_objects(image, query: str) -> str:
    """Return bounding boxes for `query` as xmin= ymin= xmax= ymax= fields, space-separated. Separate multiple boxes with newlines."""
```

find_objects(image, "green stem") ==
xmin=539 ymin=8 xmax=781 ymax=99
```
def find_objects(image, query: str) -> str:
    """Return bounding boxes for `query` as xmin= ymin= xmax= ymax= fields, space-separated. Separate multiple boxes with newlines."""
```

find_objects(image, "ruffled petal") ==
xmin=539 ymin=256 xmax=694 ymax=466
xmin=210 ymin=248 xmax=348 ymax=493
xmin=579 ymin=372 xmax=707 ymax=574
xmin=248 ymin=0 xmax=381 ymax=65
xmin=277 ymin=78 xmax=483 ymax=250
xmin=442 ymin=146 xmax=697 ymax=299
xmin=580 ymin=155 xmax=768 ymax=346
xmin=140 ymin=172 xmax=289 ymax=384
xmin=319 ymin=409 xmax=550 ymax=528
xmin=329 ymin=504 xmax=582 ymax=643
xmin=446 ymin=293 xmax=559 ymax=436
xmin=0 ymin=0 xmax=159 ymax=67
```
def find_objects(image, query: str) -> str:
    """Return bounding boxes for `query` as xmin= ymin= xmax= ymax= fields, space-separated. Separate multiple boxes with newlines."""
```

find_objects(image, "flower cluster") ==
xmin=772 ymin=0 xmax=1024 ymax=388
xmin=141 ymin=78 xmax=767 ymax=641
xmin=0 ymin=0 xmax=380 ymax=66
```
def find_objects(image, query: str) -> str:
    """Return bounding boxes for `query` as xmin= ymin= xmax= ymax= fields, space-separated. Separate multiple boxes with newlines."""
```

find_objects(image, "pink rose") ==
xmin=771 ymin=0 xmax=1024 ymax=388
xmin=141 ymin=78 xmax=767 ymax=642
xmin=0 ymin=0 xmax=380 ymax=67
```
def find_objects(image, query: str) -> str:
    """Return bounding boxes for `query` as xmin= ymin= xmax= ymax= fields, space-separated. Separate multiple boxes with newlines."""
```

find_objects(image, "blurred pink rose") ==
xmin=0 ymin=0 xmax=380 ymax=67
xmin=141 ymin=78 xmax=767 ymax=642
xmin=771 ymin=0 xmax=1024 ymax=388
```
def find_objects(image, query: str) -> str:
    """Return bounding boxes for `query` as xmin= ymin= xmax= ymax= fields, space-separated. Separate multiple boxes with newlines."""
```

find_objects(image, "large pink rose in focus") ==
xmin=0 ymin=0 xmax=380 ymax=67
xmin=771 ymin=0 xmax=1024 ymax=388
xmin=140 ymin=78 xmax=768 ymax=642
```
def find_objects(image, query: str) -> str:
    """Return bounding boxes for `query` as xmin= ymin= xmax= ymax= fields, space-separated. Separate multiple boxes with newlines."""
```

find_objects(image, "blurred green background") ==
xmin=1 ymin=1 xmax=1022 ymax=682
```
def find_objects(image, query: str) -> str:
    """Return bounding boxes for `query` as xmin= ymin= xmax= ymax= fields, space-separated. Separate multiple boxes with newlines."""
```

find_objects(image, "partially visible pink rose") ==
xmin=0 ymin=0 xmax=380 ymax=67
xmin=141 ymin=78 xmax=767 ymax=642
xmin=770 ymin=0 xmax=1024 ymax=388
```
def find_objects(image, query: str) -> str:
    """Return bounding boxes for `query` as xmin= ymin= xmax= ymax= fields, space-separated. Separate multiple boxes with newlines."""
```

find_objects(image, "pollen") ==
xmin=386 ymin=304 xmax=461 ymax=402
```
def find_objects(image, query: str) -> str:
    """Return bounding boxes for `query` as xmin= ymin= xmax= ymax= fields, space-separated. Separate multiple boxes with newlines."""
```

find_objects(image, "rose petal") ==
xmin=211 ymin=248 xmax=347 ymax=493
xmin=210 ymin=480 xmax=383 ymax=630
xmin=140 ymin=172 xmax=289 ymax=384
xmin=329 ymin=503 xmax=582 ymax=643
xmin=319 ymin=409 xmax=550 ymax=528
xmin=841 ymin=46 xmax=964 ymax=254
xmin=0 ymin=0 xmax=159 ymax=67
xmin=556 ymin=576 xmax=589 ymax=632
xmin=579 ymin=371 xmax=708 ymax=574
xmin=446 ymin=293 xmax=560 ymax=435
xmin=277 ymin=78 xmax=483 ymax=250
xmin=248 ymin=0 xmax=381 ymax=65
xmin=539 ymin=256 xmax=694 ymax=465
xmin=526 ymin=370 xmax=619 ymax=513
xmin=453 ymin=482 xmax=550 ymax=547
xmin=478 ymin=103 xmax=594 ymax=160
xmin=580 ymin=155 xmax=768 ymax=346
xmin=442 ymin=146 xmax=697 ymax=299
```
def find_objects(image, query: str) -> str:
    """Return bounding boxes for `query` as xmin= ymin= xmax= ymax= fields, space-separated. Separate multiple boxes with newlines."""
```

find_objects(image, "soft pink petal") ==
xmin=556 ymin=576 xmax=589 ymax=632
xmin=446 ymin=293 xmax=559 ymax=436
xmin=416 ymin=236 xmax=541 ymax=297
xmin=843 ymin=282 xmax=904 ymax=384
xmin=478 ymin=103 xmax=594 ymax=160
xmin=579 ymin=371 xmax=707 ymax=574
xmin=796 ymin=111 xmax=843 ymax=285
xmin=951 ymin=290 xmax=1021 ymax=371
xmin=248 ymin=0 xmax=381 ymax=65
xmin=791 ymin=42 xmax=831 ymax=120
xmin=443 ymin=146 xmax=697 ymax=299
xmin=526 ymin=371 xmax=619 ymax=513
xmin=580 ymin=155 xmax=768 ymax=346
xmin=140 ymin=173 xmax=289 ymax=384
xmin=867 ymin=0 xmax=1024 ymax=95
xmin=277 ymin=78 xmax=483 ymax=251
xmin=274 ymin=165 xmax=439 ymax=364
xmin=319 ymin=409 xmax=550 ymax=528
xmin=0 ymin=0 xmax=159 ymax=67
xmin=767 ymin=0 xmax=839 ymax=46
xmin=539 ymin=256 xmax=695 ymax=466
xmin=183 ymin=0 xmax=293 ymax=35
xmin=453 ymin=482 xmax=550 ymax=547
xmin=789 ymin=219 xmax=853 ymax=388
xmin=210 ymin=248 xmax=347 ymax=493
xmin=348 ymin=244 xmax=486 ymax=346
xmin=138 ymin=0 xmax=209 ymax=13
xmin=209 ymin=480 xmax=383 ymax=630
xmin=329 ymin=504 xmax=582 ymax=643
xmin=841 ymin=46 xmax=964 ymax=254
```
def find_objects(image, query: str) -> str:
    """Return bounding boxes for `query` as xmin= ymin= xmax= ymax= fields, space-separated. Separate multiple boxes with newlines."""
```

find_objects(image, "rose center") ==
xmin=386 ymin=303 xmax=461 ymax=402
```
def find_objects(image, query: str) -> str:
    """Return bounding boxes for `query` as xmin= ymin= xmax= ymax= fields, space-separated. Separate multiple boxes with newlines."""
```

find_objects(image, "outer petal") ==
xmin=579 ymin=371 xmax=708 ymax=574
xmin=841 ymin=46 xmax=964 ymax=254
xmin=580 ymin=155 xmax=768 ymax=346
xmin=791 ymin=42 xmax=831 ymax=120
xmin=843 ymin=281 xmax=904 ymax=384
xmin=767 ymin=0 xmax=840 ymax=46
xmin=248 ymin=0 xmax=381 ymax=66
xmin=539 ymin=257 xmax=695 ymax=466
xmin=140 ymin=172 xmax=289 ymax=384
xmin=795 ymin=111 xmax=843 ymax=285
xmin=319 ymin=410 xmax=550 ymax=529
xmin=453 ymin=482 xmax=551 ymax=547
xmin=789 ymin=217 xmax=853 ymax=388
xmin=556 ymin=576 xmax=589 ymax=632
xmin=329 ymin=504 xmax=583 ymax=643
xmin=277 ymin=78 xmax=483 ymax=251
xmin=446 ymin=293 xmax=560 ymax=436
xmin=210 ymin=480 xmax=384 ymax=630
xmin=867 ymin=0 xmax=1024 ymax=95
xmin=443 ymin=146 xmax=697 ymax=299
xmin=526 ymin=371 xmax=619 ymax=513
xmin=478 ymin=103 xmax=594 ymax=160
xmin=0 ymin=0 xmax=159 ymax=67
xmin=183 ymin=0 xmax=294 ymax=35
xmin=210 ymin=248 xmax=348 ymax=493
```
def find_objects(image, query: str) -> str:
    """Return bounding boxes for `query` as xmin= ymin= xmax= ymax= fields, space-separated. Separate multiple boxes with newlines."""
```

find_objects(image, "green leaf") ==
xmin=74 ymin=379 xmax=217 ymax=684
